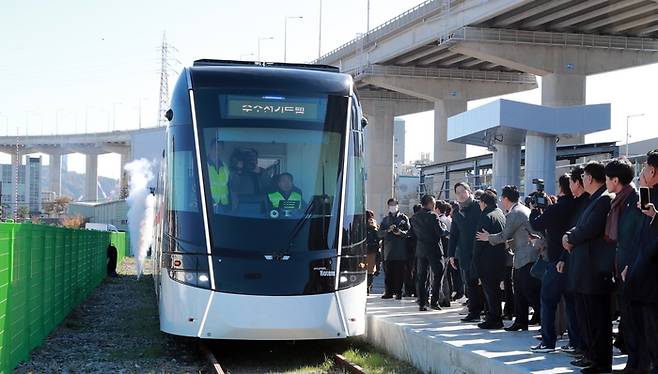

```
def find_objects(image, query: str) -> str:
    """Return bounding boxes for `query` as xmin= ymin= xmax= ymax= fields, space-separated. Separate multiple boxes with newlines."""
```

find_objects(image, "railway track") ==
xmin=200 ymin=341 xmax=368 ymax=374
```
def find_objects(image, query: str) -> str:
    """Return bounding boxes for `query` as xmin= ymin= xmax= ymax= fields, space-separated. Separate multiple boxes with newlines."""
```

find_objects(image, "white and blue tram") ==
xmin=152 ymin=60 xmax=368 ymax=340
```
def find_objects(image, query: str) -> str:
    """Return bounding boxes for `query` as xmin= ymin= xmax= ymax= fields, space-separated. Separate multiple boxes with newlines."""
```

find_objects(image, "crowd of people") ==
xmin=366 ymin=150 xmax=658 ymax=374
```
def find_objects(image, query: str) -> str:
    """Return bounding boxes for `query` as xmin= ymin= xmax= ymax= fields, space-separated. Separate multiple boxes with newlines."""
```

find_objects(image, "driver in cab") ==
xmin=207 ymin=139 xmax=230 ymax=213
xmin=267 ymin=172 xmax=305 ymax=218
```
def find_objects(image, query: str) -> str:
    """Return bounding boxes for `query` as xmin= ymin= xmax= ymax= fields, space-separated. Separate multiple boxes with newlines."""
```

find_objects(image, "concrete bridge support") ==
xmin=525 ymin=133 xmax=557 ymax=196
xmin=49 ymin=154 xmax=62 ymax=196
xmin=434 ymin=99 xmax=467 ymax=165
xmin=360 ymin=92 xmax=434 ymax=219
xmin=85 ymin=154 xmax=98 ymax=201
xmin=491 ymin=143 xmax=522 ymax=197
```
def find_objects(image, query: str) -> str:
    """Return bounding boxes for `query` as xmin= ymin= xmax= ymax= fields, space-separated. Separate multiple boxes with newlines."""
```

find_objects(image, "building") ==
xmin=0 ymin=156 xmax=42 ymax=216
xmin=67 ymin=199 xmax=128 ymax=231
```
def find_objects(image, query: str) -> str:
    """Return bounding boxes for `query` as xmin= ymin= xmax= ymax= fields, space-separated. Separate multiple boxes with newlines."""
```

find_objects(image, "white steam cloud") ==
xmin=125 ymin=158 xmax=156 ymax=279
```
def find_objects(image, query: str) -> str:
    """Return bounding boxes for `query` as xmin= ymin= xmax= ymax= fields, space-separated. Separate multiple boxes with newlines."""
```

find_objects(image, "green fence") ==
xmin=0 ymin=223 xmax=128 ymax=374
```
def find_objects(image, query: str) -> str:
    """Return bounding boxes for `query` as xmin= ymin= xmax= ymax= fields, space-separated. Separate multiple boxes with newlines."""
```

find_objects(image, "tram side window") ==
xmin=168 ymin=150 xmax=200 ymax=212
xmin=202 ymin=127 xmax=341 ymax=219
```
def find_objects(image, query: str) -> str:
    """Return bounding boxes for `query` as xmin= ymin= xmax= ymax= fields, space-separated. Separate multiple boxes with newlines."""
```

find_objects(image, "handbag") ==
xmin=530 ymin=255 xmax=548 ymax=280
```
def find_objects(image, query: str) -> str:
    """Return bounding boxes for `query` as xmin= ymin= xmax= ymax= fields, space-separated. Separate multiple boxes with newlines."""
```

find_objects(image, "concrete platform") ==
xmin=363 ymin=276 xmax=627 ymax=373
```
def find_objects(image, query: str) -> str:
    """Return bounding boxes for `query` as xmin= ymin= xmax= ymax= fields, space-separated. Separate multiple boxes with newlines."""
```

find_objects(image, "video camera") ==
xmin=528 ymin=178 xmax=548 ymax=209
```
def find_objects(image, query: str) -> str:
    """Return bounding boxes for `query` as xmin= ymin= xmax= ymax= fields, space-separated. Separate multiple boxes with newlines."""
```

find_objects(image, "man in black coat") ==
xmin=626 ymin=149 xmax=658 ymax=373
xmin=473 ymin=190 xmax=507 ymax=329
xmin=448 ymin=182 xmax=485 ymax=322
xmin=603 ymin=159 xmax=649 ymax=372
xmin=411 ymin=194 xmax=449 ymax=311
xmin=562 ymin=161 xmax=614 ymax=373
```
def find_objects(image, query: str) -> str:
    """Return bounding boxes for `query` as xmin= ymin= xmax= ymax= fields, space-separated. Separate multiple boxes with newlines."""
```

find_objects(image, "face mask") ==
xmin=388 ymin=205 xmax=398 ymax=214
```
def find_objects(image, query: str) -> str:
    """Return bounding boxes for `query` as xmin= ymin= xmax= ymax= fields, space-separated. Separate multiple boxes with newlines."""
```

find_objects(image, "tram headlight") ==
xmin=337 ymin=254 xmax=368 ymax=290
xmin=169 ymin=270 xmax=211 ymax=288
xmin=167 ymin=253 xmax=211 ymax=289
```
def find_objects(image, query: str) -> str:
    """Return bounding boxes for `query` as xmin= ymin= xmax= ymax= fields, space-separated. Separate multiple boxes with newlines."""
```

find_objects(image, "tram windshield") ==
xmin=195 ymin=91 xmax=349 ymax=254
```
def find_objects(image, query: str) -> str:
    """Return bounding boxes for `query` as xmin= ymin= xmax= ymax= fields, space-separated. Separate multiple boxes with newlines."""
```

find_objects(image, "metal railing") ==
xmin=315 ymin=0 xmax=463 ymax=64
xmin=353 ymin=64 xmax=537 ymax=84
xmin=447 ymin=27 xmax=658 ymax=51
xmin=357 ymin=89 xmax=429 ymax=103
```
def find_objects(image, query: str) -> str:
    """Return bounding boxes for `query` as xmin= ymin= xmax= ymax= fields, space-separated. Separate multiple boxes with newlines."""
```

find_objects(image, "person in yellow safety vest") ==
xmin=267 ymin=172 xmax=305 ymax=218
xmin=207 ymin=140 xmax=230 ymax=211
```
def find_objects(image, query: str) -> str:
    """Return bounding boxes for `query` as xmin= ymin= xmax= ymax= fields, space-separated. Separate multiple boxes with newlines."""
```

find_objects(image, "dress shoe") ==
xmin=460 ymin=314 xmax=481 ymax=322
xmin=504 ymin=323 xmax=528 ymax=331
xmin=395 ymin=294 xmax=402 ymax=300
xmin=477 ymin=320 xmax=503 ymax=329
xmin=430 ymin=304 xmax=442 ymax=310
xmin=381 ymin=294 xmax=393 ymax=299
xmin=439 ymin=301 xmax=451 ymax=308
xmin=419 ymin=306 xmax=428 ymax=311
xmin=570 ymin=358 xmax=593 ymax=368
xmin=580 ymin=365 xmax=611 ymax=373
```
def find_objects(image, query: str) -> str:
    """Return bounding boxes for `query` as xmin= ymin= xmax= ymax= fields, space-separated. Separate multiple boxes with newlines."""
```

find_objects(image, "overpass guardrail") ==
xmin=0 ymin=224 xmax=129 ymax=374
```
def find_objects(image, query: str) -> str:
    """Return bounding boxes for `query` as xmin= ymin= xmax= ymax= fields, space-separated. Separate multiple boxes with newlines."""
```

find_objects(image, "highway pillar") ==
xmin=85 ymin=154 xmax=98 ymax=201
xmin=524 ymin=133 xmax=557 ymax=195
xmin=119 ymin=149 xmax=131 ymax=199
xmin=434 ymin=99 xmax=467 ymax=163
xmin=363 ymin=101 xmax=395 ymax=221
xmin=49 ymin=153 xmax=62 ymax=196
xmin=491 ymin=143 xmax=521 ymax=196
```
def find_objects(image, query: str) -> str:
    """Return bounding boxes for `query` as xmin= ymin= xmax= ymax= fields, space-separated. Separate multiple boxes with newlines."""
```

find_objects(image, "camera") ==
xmin=529 ymin=178 xmax=548 ymax=209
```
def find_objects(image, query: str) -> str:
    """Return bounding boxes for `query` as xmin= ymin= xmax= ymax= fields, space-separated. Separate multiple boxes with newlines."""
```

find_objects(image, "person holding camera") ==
xmin=528 ymin=174 xmax=578 ymax=352
xmin=476 ymin=185 xmax=540 ymax=332
xmin=378 ymin=198 xmax=410 ymax=300
xmin=562 ymin=161 xmax=615 ymax=373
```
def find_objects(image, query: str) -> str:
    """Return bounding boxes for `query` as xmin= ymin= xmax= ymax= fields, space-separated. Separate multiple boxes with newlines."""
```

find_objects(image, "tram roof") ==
xmin=188 ymin=60 xmax=352 ymax=96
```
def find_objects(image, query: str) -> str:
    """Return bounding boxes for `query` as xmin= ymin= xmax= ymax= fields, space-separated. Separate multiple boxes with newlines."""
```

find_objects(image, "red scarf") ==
xmin=604 ymin=184 xmax=634 ymax=243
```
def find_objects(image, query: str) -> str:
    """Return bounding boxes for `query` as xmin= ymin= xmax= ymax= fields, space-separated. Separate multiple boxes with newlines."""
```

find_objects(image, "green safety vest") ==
xmin=208 ymin=163 xmax=230 ymax=205
xmin=268 ymin=191 xmax=302 ymax=210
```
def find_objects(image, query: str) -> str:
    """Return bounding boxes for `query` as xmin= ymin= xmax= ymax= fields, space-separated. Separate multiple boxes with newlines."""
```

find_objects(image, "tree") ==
xmin=17 ymin=206 xmax=30 ymax=220
xmin=61 ymin=214 xmax=86 ymax=229
xmin=43 ymin=196 xmax=72 ymax=217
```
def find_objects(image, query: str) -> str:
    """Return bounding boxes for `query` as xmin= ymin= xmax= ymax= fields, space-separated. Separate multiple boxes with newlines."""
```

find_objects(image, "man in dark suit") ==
xmin=448 ymin=182 xmax=485 ymax=322
xmin=473 ymin=190 xmax=507 ymax=329
xmin=626 ymin=149 xmax=658 ymax=373
xmin=479 ymin=185 xmax=540 ymax=332
xmin=411 ymin=194 xmax=449 ymax=311
xmin=562 ymin=161 xmax=614 ymax=373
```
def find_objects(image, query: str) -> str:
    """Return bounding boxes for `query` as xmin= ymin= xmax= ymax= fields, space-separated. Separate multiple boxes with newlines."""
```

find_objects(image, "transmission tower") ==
xmin=157 ymin=33 xmax=179 ymax=127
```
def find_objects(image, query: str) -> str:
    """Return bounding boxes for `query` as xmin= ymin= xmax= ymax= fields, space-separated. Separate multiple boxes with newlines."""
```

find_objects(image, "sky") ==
xmin=1 ymin=0 xmax=657 ymax=179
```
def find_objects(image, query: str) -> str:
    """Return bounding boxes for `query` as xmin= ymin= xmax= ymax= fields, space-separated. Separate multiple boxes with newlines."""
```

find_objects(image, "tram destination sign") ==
xmin=225 ymin=95 xmax=325 ymax=121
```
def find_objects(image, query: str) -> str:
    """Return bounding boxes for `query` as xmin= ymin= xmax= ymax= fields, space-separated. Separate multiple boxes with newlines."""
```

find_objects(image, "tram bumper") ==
xmin=159 ymin=273 xmax=366 ymax=340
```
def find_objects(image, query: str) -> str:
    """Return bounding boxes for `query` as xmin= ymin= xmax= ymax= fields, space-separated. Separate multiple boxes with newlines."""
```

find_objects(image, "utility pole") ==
xmin=318 ymin=0 xmax=323 ymax=59
xmin=284 ymin=16 xmax=303 ymax=63
xmin=625 ymin=113 xmax=645 ymax=157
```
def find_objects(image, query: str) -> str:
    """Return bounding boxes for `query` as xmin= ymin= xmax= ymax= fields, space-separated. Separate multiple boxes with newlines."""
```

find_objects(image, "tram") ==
xmin=152 ymin=59 xmax=368 ymax=340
